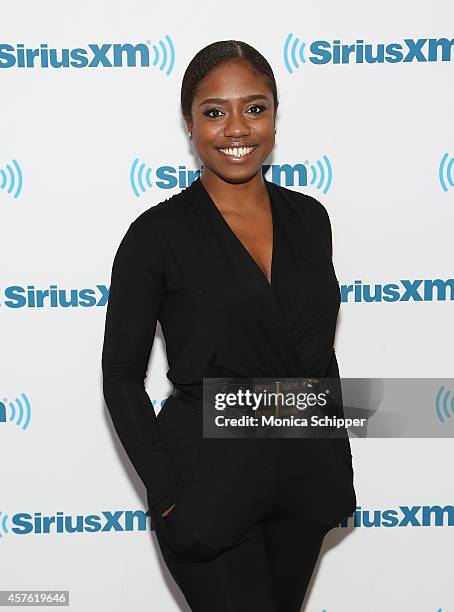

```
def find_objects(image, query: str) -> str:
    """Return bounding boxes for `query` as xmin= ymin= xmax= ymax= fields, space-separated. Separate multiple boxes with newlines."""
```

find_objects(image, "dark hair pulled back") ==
xmin=180 ymin=40 xmax=279 ymax=120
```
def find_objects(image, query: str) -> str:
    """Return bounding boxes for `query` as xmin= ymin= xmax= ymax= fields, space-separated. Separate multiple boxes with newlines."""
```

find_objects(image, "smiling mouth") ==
xmin=215 ymin=145 xmax=258 ymax=159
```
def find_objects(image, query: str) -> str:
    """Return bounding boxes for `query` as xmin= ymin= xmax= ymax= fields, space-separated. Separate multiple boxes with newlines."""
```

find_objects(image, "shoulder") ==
xmin=130 ymin=191 xmax=180 ymax=230
xmin=113 ymin=193 xmax=187 ymax=276
xmin=268 ymin=180 xmax=331 ymax=228
xmin=129 ymin=188 xmax=188 ymax=241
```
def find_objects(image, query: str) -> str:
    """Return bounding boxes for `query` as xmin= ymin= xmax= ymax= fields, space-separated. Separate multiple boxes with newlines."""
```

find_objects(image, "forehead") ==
xmin=194 ymin=61 xmax=270 ymax=100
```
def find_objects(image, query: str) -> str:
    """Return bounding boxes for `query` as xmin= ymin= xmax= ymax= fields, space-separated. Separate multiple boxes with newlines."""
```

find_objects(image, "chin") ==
xmin=202 ymin=162 xmax=263 ymax=184
xmin=217 ymin=170 xmax=261 ymax=185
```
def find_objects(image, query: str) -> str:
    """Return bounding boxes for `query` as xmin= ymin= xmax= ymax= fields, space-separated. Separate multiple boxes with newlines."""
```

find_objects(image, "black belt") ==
xmin=172 ymin=379 xmax=329 ymax=411
xmin=172 ymin=387 xmax=203 ymax=410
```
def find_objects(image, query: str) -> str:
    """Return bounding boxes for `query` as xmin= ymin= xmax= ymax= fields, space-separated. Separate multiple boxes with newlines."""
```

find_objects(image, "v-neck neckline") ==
xmin=195 ymin=176 xmax=277 ymax=290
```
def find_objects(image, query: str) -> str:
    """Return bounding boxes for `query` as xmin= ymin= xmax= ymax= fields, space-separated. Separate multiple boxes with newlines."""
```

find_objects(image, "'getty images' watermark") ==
xmin=202 ymin=378 xmax=454 ymax=438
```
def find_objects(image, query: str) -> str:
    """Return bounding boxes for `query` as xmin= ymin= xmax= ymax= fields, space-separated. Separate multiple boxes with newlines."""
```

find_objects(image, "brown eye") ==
xmin=203 ymin=108 xmax=224 ymax=118
xmin=248 ymin=105 xmax=267 ymax=114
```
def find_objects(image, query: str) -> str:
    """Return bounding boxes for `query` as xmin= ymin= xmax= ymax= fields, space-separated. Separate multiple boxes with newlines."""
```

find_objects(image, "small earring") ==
xmin=188 ymin=131 xmax=192 ymax=139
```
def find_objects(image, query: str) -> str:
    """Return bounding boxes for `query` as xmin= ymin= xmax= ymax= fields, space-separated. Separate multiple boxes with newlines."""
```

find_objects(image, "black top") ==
xmin=101 ymin=176 xmax=341 ymax=514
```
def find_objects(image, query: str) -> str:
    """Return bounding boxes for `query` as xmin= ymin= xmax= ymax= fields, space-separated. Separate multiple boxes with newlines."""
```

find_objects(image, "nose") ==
xmin=223 ymin=107 xmax=250 ymax=137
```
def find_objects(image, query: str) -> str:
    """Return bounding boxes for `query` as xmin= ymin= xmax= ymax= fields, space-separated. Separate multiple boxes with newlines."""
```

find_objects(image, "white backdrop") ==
xmin=1 ymin=1 xmax=453 ymax=611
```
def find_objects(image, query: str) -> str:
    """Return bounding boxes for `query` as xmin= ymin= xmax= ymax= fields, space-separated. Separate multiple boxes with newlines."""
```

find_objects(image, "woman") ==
xmin=102 ymin=40 xmax=356 ymax=612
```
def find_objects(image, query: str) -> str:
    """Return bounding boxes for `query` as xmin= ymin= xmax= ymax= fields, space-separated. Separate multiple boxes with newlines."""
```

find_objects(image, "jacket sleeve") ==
xmin=101 ymin=220 xmax=179 ymax=515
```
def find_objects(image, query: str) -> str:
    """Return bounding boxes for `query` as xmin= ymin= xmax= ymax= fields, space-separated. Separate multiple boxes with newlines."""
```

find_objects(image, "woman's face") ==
xmin=186 ymin=60 xmax=276 ymax=183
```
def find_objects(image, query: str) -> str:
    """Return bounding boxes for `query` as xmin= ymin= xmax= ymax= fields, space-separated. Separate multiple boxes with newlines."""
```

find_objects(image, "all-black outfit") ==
xmin=101 ymin=176 xmax=356 ymax=611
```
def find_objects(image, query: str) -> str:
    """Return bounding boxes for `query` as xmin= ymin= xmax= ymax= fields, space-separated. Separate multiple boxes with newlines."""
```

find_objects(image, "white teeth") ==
xmin=218 ymin=146 xmax=255 ymax=157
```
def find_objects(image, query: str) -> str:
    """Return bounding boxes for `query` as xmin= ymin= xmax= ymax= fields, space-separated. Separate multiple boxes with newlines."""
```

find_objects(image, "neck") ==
xmin=199 ymin=169 xmax=269 ymax=215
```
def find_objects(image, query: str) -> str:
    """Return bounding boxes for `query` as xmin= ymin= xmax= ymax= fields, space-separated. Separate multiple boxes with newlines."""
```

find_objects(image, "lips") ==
xmin=215 ymin=144 xmax=257 ymax=149
xmin=215 ymin=145 xmax=258 ymax=160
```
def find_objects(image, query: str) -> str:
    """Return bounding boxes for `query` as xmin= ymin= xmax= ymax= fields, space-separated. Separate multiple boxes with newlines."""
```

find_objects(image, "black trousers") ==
xmin=147 ymin=395 xmax=356 ymax=612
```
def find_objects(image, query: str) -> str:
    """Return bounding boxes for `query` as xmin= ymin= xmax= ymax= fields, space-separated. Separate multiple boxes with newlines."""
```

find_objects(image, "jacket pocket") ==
xmin=160 ymin=437 xmax=203 ymax=522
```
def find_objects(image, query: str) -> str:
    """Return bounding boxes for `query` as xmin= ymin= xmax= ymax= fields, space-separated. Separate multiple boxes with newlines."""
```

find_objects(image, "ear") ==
xmin=183 ymin=114 xmax=193 ymax=135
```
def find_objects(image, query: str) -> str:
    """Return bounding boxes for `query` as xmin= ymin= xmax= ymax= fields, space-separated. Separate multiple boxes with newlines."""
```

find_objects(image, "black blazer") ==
xmin=101 ymin=176 xmax=342 ymax=514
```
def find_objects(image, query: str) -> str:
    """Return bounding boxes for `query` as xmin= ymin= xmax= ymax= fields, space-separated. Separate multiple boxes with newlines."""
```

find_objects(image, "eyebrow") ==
xmin=198 ymin=94 xmax=270 ymax=107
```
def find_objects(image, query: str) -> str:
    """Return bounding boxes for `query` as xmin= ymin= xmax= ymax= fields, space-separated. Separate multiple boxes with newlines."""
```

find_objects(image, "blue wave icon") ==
xmin=152 ymin=399 xmax=173 ymax=410
xmin=1 ymin=393 xmax=32 ymax=430
xmin=130 ymin=158 xmax=153 ymax=197
xmin=0 ymin=159 xmax=23 ymax=199
xmin=283 ymin=33 xmax=307 ymax=74
xmin=0 ymin=512 xmax=8 ymax=538
xmin=439 ymin=153 xmax=454 ymax=192
xmin=146 ymin=34 xmax=175 ymax=76
xmin=309 ymin=155 xmax=333 ymax=193
xmin=435 ymin=386 xmax=454 ymax=423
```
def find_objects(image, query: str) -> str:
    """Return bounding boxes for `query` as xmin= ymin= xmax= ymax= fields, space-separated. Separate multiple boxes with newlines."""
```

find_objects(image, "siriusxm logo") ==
xmin=439 ymin=152 xmax=454 ymax=192
xmin=1 ymin=284 xmax=108 ymax=308
xmin=0 ymin=394 xmax=166 ymax=429
xmin=0 ymin=393 xmax=31 ymax=430
xmin=0 ymin=36 xmax=175 ymax=74
xmin=2 ymin=154 xmax=451 ymax=201
xmin=341 ymin=279 xmax=454 ymax=303
xmin=0 ymin=159 xmax=22 ymax=199
xmin=0 ymin=509 xmax=153 ymax=537
xmin=435 ymin=386 xmax=454 ymax=424
xmin=130 ymin=159 xmax=333 ymax=196
xmin=0 ymin=504 xmax=452 ymax=538
xmin=341 ymin=505 xmax=454 ymax=528
xmin=1 ymin=279 xmax=452 ymax=309
xmin=283 ymin=34 xmax=454 ymax=73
